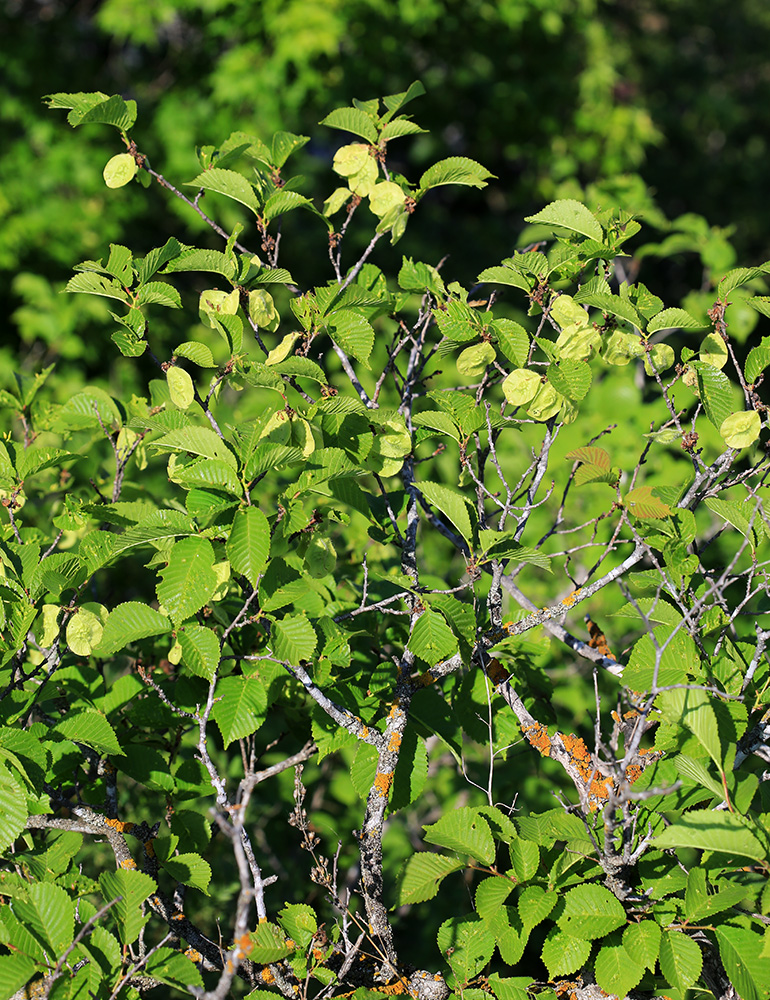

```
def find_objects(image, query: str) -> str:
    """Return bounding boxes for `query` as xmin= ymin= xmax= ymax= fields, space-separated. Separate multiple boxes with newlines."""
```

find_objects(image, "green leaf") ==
xmin=557 ymin=884 xmax=626 ymax=939
xmin=279 ymin=904 xmax=318 ymax=949
xmin=103 ymin=153 xmax=138 ymax=188
xmin=715 ymin=927 xmax=770 ymax=1000
xmin=160 ymin=854 xmax=212 ymax=894
xmin=263 ymin=189 xmax=312 ymax=221
xmin=477 ymin=264 xmax=532 ymax=292
xmin=320 ymin=107 xmax=379 ymax=142
xmin=174 ymin=341 xmax=217 ymax=367
xmin=153 ymin=426 xmax=238 ymax=469
xmin=541 ymin=928 xmax=592 ymax=978
xmin=145 ymin=948 xmax=203 ymax=989
xmin=745 ymin=336 xmax=770 ymax=383
xmin=163 ymin=246 xmax=237 ymax=280
xmin=328 ymin=310 xmax=375 ymax=367
xmin=271 ymin=615 xmax=317 ymax=663
xmin=186 ymin=168 xmax=261 ymax=214
xmin=507 ymin=839 xmax=539 ymax=883
xmin=437 ymin=914 xmax=496 ymax=980
xmin=53 ymin=710 xmax=124 ymax=756
xmin=573 ymin=291 xmax=642 ymax=328
xmin=705 ymin=496 xmax=763 ymax=549
xmin=502 ymin=369 xmax=541 ymax=407
xmin=93 ymin=602 xmax=171 ymax=657
xmin=655 ymin=810 xmax=765 ymax=861
xmin=249 ymin=921 xmax=293 ymax=963
xmin=99 ymin=869 xmax=155 ymax=945
xmin=659 ymin=929 xmax=702 ymax=994
xmin=418 ymin=481 xmax=473 ymax=542
xmin=0 ymin=766 xmax=27 ymax=851
xmin=408 ymin=610 xmax=459 ymax=666
xmin=517 ymin=886 xmax=556 ymax=932
xmin=0 ymin=955 xmax=36 ymax=998
xmin=419 ymin=156 xmax=494 ymax=190
xmin=648 ymin=308 xmax=708 ymax=333
xmin=690 ymin=361 xmax=737 ymax=430
xmin=178 ymin=625 xmax=220 ymax=682
xmin=623 ymin=921 xmax=660 ymax=971
xmin=398 ymin=853 xmax=464 ymax=905
xmin=525 ymin=200 xmax=603 ymax=241
xmin=75 ymin=93 xmax=137 ymax=130
xmin=13 ymin=882 xmax=74 ymax=956
xmin=548 ymin=359 xmax=592 ymax=400
xmin=493 ymin=319 xmax=529 ymax=365
xmin=156 ymin=537 xmax=218 ymax=625
xmin=211 ymin=676 xmax=267 ymax=748
xmin=227 ymin=507 xmax=270 ymax=585
xmin=65 ymin=270 xmax=129 ymax=302
xmin=624 ymin=485 xmax=672 ymax=519
xmin=476 ymin=876 xmax=515 ymax=919
xmin=423 ymin=807 xmax=495 ymax=864
xmin=594 ymin=937 xmax=644 ymax=997
xmin=718 ymin=266 xmax=769 ymax=298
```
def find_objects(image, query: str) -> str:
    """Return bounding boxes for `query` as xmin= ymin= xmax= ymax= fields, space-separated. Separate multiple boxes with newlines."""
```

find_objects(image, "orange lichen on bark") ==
xmin=260 ymin=967 xmax=276 ymax=984
xmin=561 ymin=588 xmax=582 ymax=608
xmin=374 ymin=771 xmax=393 ymax=797
xmin=523 ymin=722 xmax=552 ymax=757
xmin=120 ymin=857 xmax=137 ymax=869
xmin=388 ymin=732 xmax=402 ymax=752
xmin=105 ymin=818 xmax=135 ymax=833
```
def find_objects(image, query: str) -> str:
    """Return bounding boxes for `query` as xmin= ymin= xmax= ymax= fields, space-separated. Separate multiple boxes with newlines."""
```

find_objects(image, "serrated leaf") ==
xmin=718 ymin=266 xmax=768 ymax=298
xmin=93 ymin=601 xmax=171 ymax=656
xmin=548 ymin=359 xmax=592 ymax=400
xmin=423 ymin=807 xmax=495 ymax=864
xmin=525 ymin=199 xmax=603 ymax=241
xmin=648 ymin=308 xmax=708 ymax=333
xmin=715 ymin=927 xmax=770 ymax=1000
xmin=54 ymin=710 xmax=124 ymax=756
xmin=211 ymin=676 xmax=267 ymax=747
xmin=623 ymin=921 xmax=660 ymax=971
xmin=0 ymin=955 xmax=36 ymax=998
xmin=745 ymin=335 xmax=770 ymax=383
xmin=594 ymin=937 xmax=644 ymax=997
xmin=380 ymin=118 xmax=427 ymax=141
xmin=227 ymin=507 xmax=270 ymax=585
xmin=174 ymin=341 xmax=216 ymax=367
xmin=408 ymin=610 xmax=458 ymax=666
xmin=249 ymin=921 xmax=293 ymax=962
xmin=263 ymin=189 xmax=312 ymax=221
xmin=437 ymin=915 xmax=496 ymax=980
xmin=573 ymin=291 xmax=642 ymax=328
xmin=477 ymin=264 xmax=532 ymax=292
xmin=152 ymin=426 xmax=238 ymax=469
xmin=419 ymin=156 xmax=494 ymax=191
xmin=476 ymin=876 xmax=515 ymax=920
xmin=328 ymin=310 xmax=375 ymax=367
xmin=320 ymin=107 xmax=379 ymax=143
xmin=493 ymin=319 xmax=529 ymax=365
xmin=99 ymin=869 xmax=155 ymax=945
xmin=13 ymin=882 xmax=74 ymax=956
xmin=65 ymin=270 xmax=129 ymax=302
xmin=160 ymin=854 xmax=212 ymax=894
xmin=156 ymin=536 xmax=217 ymax=625
xmin=655 ymin=808 xmax=765 ymax=860
xmin=0 ymin=766 xmax=27 ymax=851
xmin=691 ymin=361 xmax=735 ymax=430
xmin=517 ymin=886 xmax=556 ymax=931
xmin=145 ymin=948 xmax=203 ymax=989
xmin=398 ymin=853 xmax=464 ymax=905
xmin=186 ymin=168 xmax=261 ymax=214
xmin=659 ymin=929 xmax=702 ymax=994
xmin=418 ymin=481 xmax=473 ymax=542
xmin=279 ymin=904 xmax=318 ymax=949
xmin=624 ymin=486 xmax=671 ymax=519
xmin=541 ymin=928 xmax=592 ymax=978
xmin=565 ymin=446 xmax=611 ymax=468
xmin=163 ymin=246 xmax=237 ymax=280
xmin=178 ymin=625 xmax=220 ymax=681
xmin=271 ymin=615 xmax=317 ymax=663
xmin=557 ymin=884 xmax=626 ymax=939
